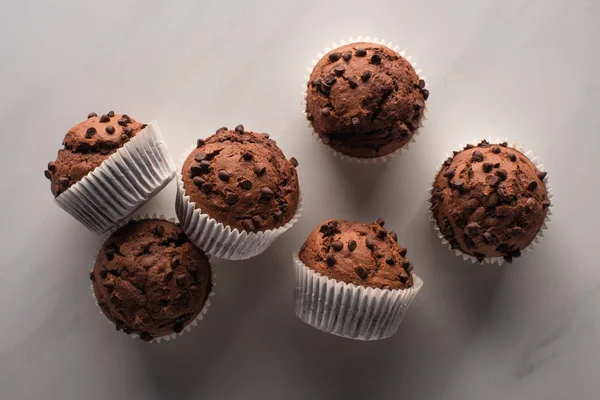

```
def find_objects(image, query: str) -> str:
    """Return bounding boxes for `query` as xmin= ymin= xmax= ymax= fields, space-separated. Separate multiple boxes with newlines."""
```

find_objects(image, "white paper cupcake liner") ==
xmin=175 ymin=146 xmax=303 ymax=260
xmin=90 ymin=213 xmax=216 ymax=344
xmin=293 ymin=253 xmax=423 ymax=341
xmin=427 ymin=138 xmax=554 ymax=265
xmin=302 ymin=36 xmax=428 ymax=164
xmin=55 ymin=121 xmax=176 ymax=234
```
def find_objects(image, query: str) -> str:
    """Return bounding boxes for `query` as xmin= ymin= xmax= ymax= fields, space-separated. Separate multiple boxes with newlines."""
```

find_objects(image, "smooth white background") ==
xmin=1 ymin=0 xmax=599 ymax=399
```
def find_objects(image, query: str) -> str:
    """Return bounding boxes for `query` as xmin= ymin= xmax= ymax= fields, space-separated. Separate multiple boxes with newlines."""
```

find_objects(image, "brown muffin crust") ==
xmin=44 ymin=111 xmax=145 ymax=197
xmin=430 ymin=140 xmax=550 ymax=262
xmin=306 ymin=43 xmax=428 ymax=158
xmin=90 ymin=220 xmax=212 ymax=341
xmin=182 ymin=126 xmax=300 ymax=232
xmin=299 ymin=218 xmax=414 ymax=290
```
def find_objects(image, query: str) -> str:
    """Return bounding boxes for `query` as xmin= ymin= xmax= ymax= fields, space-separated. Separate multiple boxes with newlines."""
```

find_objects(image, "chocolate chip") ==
xmin=122 ymin=114 xmax=131 ymax=122
xmin=254 ymin=166 xmax=266 ymax=176
xmin=105 ymin=125 xmax=115 ymax=134
xmin=386 ymin=256 xmax=395 ymax=265
xmin=110 ymin=294 xmax=120 ymax=304
xmin=495 ymin=169 xmax=508 ymax=180
xmin=496 ymin=244 xmax=509 ymax=254
xmin=242 ymin=219 xmax=255 ymax=232
xmin=120 ymin=134 xmax=129 ymax=142
xmin=475 ymin=253 xmax=485 ymax=263
xmin=374 ymin=217 xmax=385 ymax=227
xmin=347 ymin=240 xmax=357 ymax=252
xmin=511 ymin=249 xmax=522 ymax=258
xmin=326 ymin=254 xmax=336 ymax=267
xmin=251 ymin=215 xmax=263 ymax=228
xmin=319 ymin=224 xmax=331 ymax=234
xmin=216 ymin=127 xmax=228 ymax=133
xmin=422 ymin=89 xmax=430 ymax=100
xmin=171 ymin=255 xmax=180 ymax=268
xmin=491 ymin=146 xmax=501 ymax=154
xmin=194 ymin=152 xmax=206 ymax=162
xmin=528 ymin=181 xmax=538 ymax=191
xmin=242 ymin=152 xmax=253 ymax=161
xmin=403 ymin=261 xmax=414 ymax=272
xmin=115 ymin=321 xmax=124 ymax=331
xmin=156 ymin=225 xmax=165 ymax=236
xmin=482 ymin=162 xmax=493 ymax=173
xmin=107 ymin=111 xmax=115 ymax=117
xmin=355 ymin=48 xmax=367 ymax=57
xmin=377 ymin=229 xmax=387 ymax=239
xmin=44 ymin=170 xmax=51 ymax=179
xmin=190 ymin=163 xmax=204 ymax=176
xmin=196 ymin=138 xmax=205 ymax=148
xmin=123 ymin=127 xmax=132 ymax=136
xmin=324 ymin=75 xmax=336 ymax=86
xmin=47 ymin=161 xmax=56 ymax=172
xmin=218 ymin=169 xmax=230 ymax=181
xmin=365 ymin=237 xmax=375 ymax=250
xmin=494 ymin=163 xmax=501 ymax=168
xmin=443 ymin=168 xmax=455 ymax=178
xmin=510 ymin=226 xmax=525 ymax=238
xmin=418 ymin=79 xmax=426 ymax=89
xmin=389 ymin=231 xmax=398 ymax=242
xmin=451 ymin=178 xmax=464 ymax=190
xmin=351 ymin=117 xmax=360 ymax=126
xmin=273 ymin=210 xmax=283 ymax=221
xmin=235 ymin=124 xmax=245 ymax=133
xmin=85 ymin=127 xmax=96 ymax=138
xmin=331 ymin=241 xmax=343 ymax=252
xmin=334 ymin=65 xmax=345 ymax=76
xmin=347 ymin=76 xmax=358 ymax=88
xmin=117 ymin=118 xmax=128 ymax=126
xmin=238 ymin=179 xmax=251 ymax=190
xmin=483 ymin=232 xmax=494 ymax=243
xmin=465 ymin=222 xmax=480 ymax=236
xmin=370 ymin=54 xmax=381 ymax=64
xmin=526 ymin=198 xmax=537 ymax=211
xmin=141 ymin=124 xmax=147 ymax=129
xmin=103 ymin=280 xmax=114 ymax=292
xmin=225 ymin=192 xmax=239 ymax=205
xmin=472 ymin=151 xmax=484 ymax=162
xmin=59 ymin=177 xmax=69 ymax=187
xmin=343 ymin=52 xmax=352 ymax=61
xmin=260 ymin=187 xmax=274 ymax=200
xmin=290 ymin=157 xmax=299 ymax=167
xmin=543 ymin=200 xmax=551 ymax=209
xmin=87 ymin=112 xmax=97 ymax=118
xmin=328 ymin=52 xmax=341 ymax=62
xmin=175 ymin=273 xmax=186 ymax=287
xmin=355 ymin=266 xmax=368 ymax=279
xmin=509 ymin=153 xmax=517 ymax=162
xmin=399 ymin=248 xmax=408 ymax=257
xmin=200 ymin=160 xmax=211 ymax=170
xmin=172 ymin=321 xmax=185 ymax=334
xmin=201 ymin=182 xmax=213 ymax=193
xmin=190 ymin=285 xmax=201 ymax=295
xmin=537 ymin=171 xmax=547 ymax=181
xmin=328 ymin=220 xmax=338 ymax=230
xmin=164 ymin=269 xmax=174 ymax=281
xmin=503 ymin=255 xmax=513 ymax=263
xmin=361 ymin=70 xmax=372 ymax=81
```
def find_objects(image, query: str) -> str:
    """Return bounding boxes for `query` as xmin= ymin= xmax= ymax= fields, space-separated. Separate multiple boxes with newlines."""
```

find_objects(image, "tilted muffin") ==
xmin=182 ymin=125 xmax=300 ymax=232
xmin=90 ymin=219 xmax=212 ymax=342
xmin=299 ymin=218 xmax=413 ymax=289
xmin=44 ymin=111 xmax=146 ymax=197
xmin=305 ymin=42 xmax=428 ymax=159
xmin=430 ymin=140 xmax=551 ymax=262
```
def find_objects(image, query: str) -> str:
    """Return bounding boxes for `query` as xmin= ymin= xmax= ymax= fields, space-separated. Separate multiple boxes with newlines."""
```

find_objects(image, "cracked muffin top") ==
xmin=299 ymin=218 xmax=414 ymax=290
xmin=182 ymin=125 xmax=300 ymax=233
xmin=305 ymin=42 xmax=428 ymax=158
xmin=44 ymin=111 xmax=146 ymax=197
xmin=91 ymin=219 xmax=212 ymax=342
xmin=430 ymin=140 xmax=550 ymax=262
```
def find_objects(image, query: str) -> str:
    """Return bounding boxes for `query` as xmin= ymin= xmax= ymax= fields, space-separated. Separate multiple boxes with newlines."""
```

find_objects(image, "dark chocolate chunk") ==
xmin=225 ymin=192 xmax=239 ymax=205
xmin=370 ymin=54 xmax=381 ymax=64
xmin=260 ymin=187 xmax=274 ymax=200
xmin=418 ymin=79 xmax=426 ymax=89
xmin=347 ymin=76 xmax=358 ymax=88
xmin=273 ymin=210 xmax=283 ymax=221
xmin=242 ymin=152 xmax=253 ymax=161
xmin=105 ymin=125 xmax=115 ymax=134
xmin=348 ymin=240 xmax=357 ymax=252
xmin=218 ymin=169 xmax=230 ymax=181
xmin=399 ymin=248 xmax=408 ymax=257
xmin=85 ymin=127 xmax=96 ymax=138
xmin=355 ymin=266 xmax=368 ymax=279
xmin=482 ymin=162 xmax=493 ymax=173
xmin=102 ymin=280 xmax=115 ymax=292
xmin=290 ymin=157 xmax=299 ymax=167
xmin=343 ymin=52 xmax=352 ymax=61
xmin=201 ymin=182 xmax=213 ymax=193
xmin=251 ymin=215 xmax=263 ymax=228
xmin=537 ymin=171 xmax=547 ymax=181
xmin=171 ymin=255 xmax=180 ymax=268
xmin=240 ymin=179 xmax=252 ymax=190
xmin=107 ymin=111 xmax=115 ymax=117
xmin=235 ymin=124 xmax=244 ymax=133
xmin=328 ymin=52 xmax=341 ymax=62
xmin=44 ymin=170 xmax=51 ymax=179
xmin=47 ymin=161 xmax=56 ymax=172
xmin=331 ymin=241 xmax=343 ymax=252
xmin=488 ymin=175 xmax=500 ymax=187
xmin=175 ymin=273 xmax=186 ymax=287
xmin=528 ymin=181 xmax=538 ymax=191
xmin=365 ymin=237 xmax=375 ymax=250
xmin=140 ymin=332 xmax=153 ymax=342
xmin=361 ymin=70 xmax=372 ymax=81
xmin=192 ymin=176 xmax=205 ymax=188
xmin=59 ymin=177 xmax=69 ymax=187
xmin=422 ymin=89 xmax=429 ymax=100
xmin=386 ymin=256 xmax=395 ymax=265
xmin=495 ymin=169 xmax=508 ymax=180
xmin=88 ymin=112 xmax=97 ymax=118
xmin=375 ymin=217 xmax=385 ymax=227
xmin=355 ymin=48 xmax=367 ymax=57
xmin=465 ymin=222 xmax=480 ymax=236
xmin=123 ymin=127 xmax=132 ymax=136
xmin=117 ymin=118 xmax=128 ymax=126
xmin=99 ymin=114 xmax=110 ymax=123
xmin=491 ymin=146 xmax=501 ymax=154
xmin=472 ymin=150 xmax=484 ymax=162
xmin=443 ymin=168 xmax=455 ymax=178
xmin=216 ymin=127 xmax=228 ymax=133
xmin=326 ymin=254 xmax=336 ymax=267
xmin=509 ymin=153 xmax=517 ymax=162
xmin=321 ymin=108 xmax=331 ymax=117
xmin=173 ymin=321 xmax=185 ymax=333
xmin=254 ymin=166 xmax=266 ymax=176
xmin=242 ymin=219 xmax=255 ymax=232
xmin=377 ymin=229 xmax=387 ymax=238
xmin=389 ymin=231 xmax=398 ymax=242
xmin=196 ymin=138 xmax=205 ymax=148
xmin=334 ymin=65 xmax=345 ymax=76
xmin=194 ymin=152 xmax=206 ymax=162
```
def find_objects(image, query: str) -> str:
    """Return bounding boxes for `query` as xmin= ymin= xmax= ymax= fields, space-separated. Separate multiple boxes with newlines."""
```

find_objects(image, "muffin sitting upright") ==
xmin=430 ymin=140 xmax=551 ymax=263
xmin=176 ymin=125 xmax=301 ymax=260
xmin=44 ymin=112 xmax=176 ymax=233
xmin=305 ymin=42 xmax=428 ymax=159
xmin=91 ymin=219 xmax=213 ymax=342
xmin=294 ymin=218 xmax=423 ymax=341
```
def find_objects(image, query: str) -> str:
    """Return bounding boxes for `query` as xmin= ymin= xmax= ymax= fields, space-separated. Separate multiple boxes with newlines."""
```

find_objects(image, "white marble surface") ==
xmin=1 ymin=0 xmax=599 ymax=399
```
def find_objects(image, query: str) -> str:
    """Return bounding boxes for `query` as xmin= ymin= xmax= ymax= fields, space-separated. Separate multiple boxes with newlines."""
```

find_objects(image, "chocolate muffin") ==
xmin=299 ymin=218 xmax=414 ymax=290
xmin=430 ymin=140 xmax=551 ymax=262
xmin=305 ymin=42 xmax=428 ymax=158
xmin=44 ymin=111 xmax=146 ymax=197
xmin=90 ymin=219 xmax=212 ymax=341
xmin=182 ymin=126 xmax=300 ymax=232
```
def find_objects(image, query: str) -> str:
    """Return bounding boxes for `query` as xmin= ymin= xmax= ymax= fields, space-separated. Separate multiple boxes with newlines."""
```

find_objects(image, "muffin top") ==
xmin=430 ymin=141 xmax=550 ymax=262
xmin=182 ymin=126 xmax=300 ymax=232
xmin=90 ymin=219 xmax=212 ymax=341
xmin=305 ymin=42 xmax=428 ymax=158
xmin=44 ymin=111 xmax=145 ymax=197
xmin=299 ymin=218 xmax=414 ymax=290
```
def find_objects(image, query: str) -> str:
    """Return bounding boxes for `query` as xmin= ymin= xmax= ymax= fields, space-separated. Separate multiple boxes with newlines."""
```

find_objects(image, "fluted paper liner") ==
xmin=175 ymin=146 xmax=303 ymax=260
xmin=302 ymin=36 xmax=428 ymax=163
xmin=90 ymin=214 xmax=216 ymax=344
xmin=55 ymin=121 xmax=176 ymax=234
xmin=293 ymin=253 xmax=423 ymax=341
xmin=427 ymin=138 xmax=553 ymax=265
